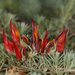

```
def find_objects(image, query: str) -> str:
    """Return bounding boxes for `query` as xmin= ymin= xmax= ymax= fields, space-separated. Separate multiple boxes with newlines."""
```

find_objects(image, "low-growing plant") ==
xmin=1 ymin=19 xmax=75 ymax=75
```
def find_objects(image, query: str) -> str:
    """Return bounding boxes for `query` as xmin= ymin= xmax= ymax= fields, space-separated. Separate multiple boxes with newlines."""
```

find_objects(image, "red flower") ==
xmin=3 ymin=19 xmax=69 ymax=61
xmin=21 ymin=36 xmax=29 ymax=44
xmin=39 ymin=28 xmax=69 ymax=54
xmin=31 ymin=19 xmax=69 ymax=54
xmin=3 ymin=20 xmax=26 ymax=61
xmin=32 ymin=19 xmax=39 ymax=52
xmin=13 ymin=42 xmax=22 ymax=61
xmin=41 ymin=29 xmax=48 ymax=53
xmin=55 ymin=28 xmax=69 ymax=53
xmin=10 ymin=20 xmax=20 ymax=43
xmin=3 ymin=29 xmax=14 ymax=54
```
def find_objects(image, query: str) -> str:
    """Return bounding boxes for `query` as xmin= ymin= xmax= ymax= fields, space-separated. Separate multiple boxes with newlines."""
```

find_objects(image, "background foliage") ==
xmin=0 ymin=0 xmax=75 ymax=74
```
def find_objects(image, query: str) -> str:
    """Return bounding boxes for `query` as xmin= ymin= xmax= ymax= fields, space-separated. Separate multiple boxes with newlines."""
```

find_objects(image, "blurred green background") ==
xmin=0 ymin=0 xmax=75 ymax=50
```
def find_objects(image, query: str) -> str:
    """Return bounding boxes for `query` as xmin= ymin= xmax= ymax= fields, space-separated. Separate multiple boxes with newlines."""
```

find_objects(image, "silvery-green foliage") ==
xmin=25 ymin=51 xmax=75 ymax=74
xmin=63 ymin=50 xmax=75 ymax=69
xmin=0 ymin=9 xmax=17 ymax=28
xmin=1 ymin=42 xmax=75 ymax=75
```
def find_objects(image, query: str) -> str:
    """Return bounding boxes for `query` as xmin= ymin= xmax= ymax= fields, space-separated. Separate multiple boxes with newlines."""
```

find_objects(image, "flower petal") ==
xmin=55 ymin=30 xmax=65 ymax=44
xmin=13 ymin=23 xmax=20 ymax=43
xmin=3 ymin=29 xmax=14 ymax=54
xmin=66 ymin=27 xmax=70 ymax=37
xmin=21 ymin=36 xmax=29 ymax=44
xmin=56 ymin=36 xmax=66 ymax=53
xmin=16 ymin=44 xmax=26 ymax=57
xmin=32 ymin=19 xmax=39 ymax=52
xmin=13 ymin=42 xmax=22 ymax=61
xmin=46 ymin=41 xmax=55 ymax=52
xmin=10 ymin=20 xmax=17 ymax=43
xmin=55 ymin=28 xmax=69 ymax=53
xmin=34 ymin=25 xmax=39 ymax=42
xmin=23 ymin=48 xmax=26 ymax=57
xmin=41 ymin=29 xmax=48 ymax=53
xmin=32 ymin=19 xmax=39 ymax=42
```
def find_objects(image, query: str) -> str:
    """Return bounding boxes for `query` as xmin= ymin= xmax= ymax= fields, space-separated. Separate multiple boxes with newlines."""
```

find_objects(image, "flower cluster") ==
xmin=3 ymin=19 xmax=69 ymax=61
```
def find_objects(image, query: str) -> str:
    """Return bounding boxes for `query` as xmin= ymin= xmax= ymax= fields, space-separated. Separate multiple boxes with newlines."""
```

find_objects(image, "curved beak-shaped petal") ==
xmin=3 ymin=20 xmax=27 ymax=61
xmin=16 ymin=44 xmax=26 ymax=57
xmin=56 ymin=36 xmax=66 ymax=53
xmin=55 ymin=30 xmax=65 ymax=44
xmin=10 ymin=20 xmax=20 ymax=43
xmin=3 ymin=29 xmax=14 ymax=54
xmin=41 ymin=29 xmax=48 ymax=53
xmin=13 ymin=23 xmax=20 ymax=43
xmin=21 ymin=36 xmax=29 ymax=44
xmin=13 ymin=42 xmax=22 ymax=61
xmin=55 ymin=28 xmax=69 ymax=53
xmin=46 ymin=41 xmax=55 ymax=52
xmin=32 ymin=19 xmax=39 ymax=42
xmin=32 ymin=19 xmax=39 ymax=52
xmin=34 ymin=25 xmax=39 ymax=42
